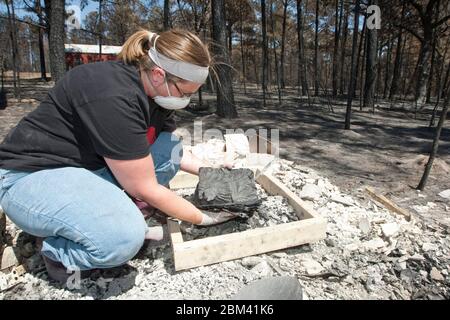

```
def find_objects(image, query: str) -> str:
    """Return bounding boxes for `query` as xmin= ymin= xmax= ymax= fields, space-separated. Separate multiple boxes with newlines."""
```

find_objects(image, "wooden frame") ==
xmin=168 ymin=171 xmax=327 ymax=271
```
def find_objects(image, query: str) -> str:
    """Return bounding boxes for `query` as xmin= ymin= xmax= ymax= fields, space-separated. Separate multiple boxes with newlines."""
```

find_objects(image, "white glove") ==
xmin=199 ymin=210 xmax=237 ymax=226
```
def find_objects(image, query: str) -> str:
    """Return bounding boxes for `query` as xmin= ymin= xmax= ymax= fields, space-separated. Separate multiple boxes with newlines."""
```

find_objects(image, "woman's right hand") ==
xmin=198 ymin=210 xmax=237 ymax=226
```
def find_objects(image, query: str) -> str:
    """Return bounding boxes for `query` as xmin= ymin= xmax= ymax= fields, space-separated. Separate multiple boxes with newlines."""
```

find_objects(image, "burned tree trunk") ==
xmin=36 ymin=0 xmax=47 ymax=81
xmin=314 ymin=0 xmax=320 ymax=96
xmin=339 ymin=2 xmax=349 ymax=95
xmin=356 ymin=15 xmax=367 ymax=103
xmin=363 ymin=0 xmax=378 ymax=110
xmin=383 ymin=36 xmax=393 ymax=99
xmin=239 ymin=9 xmax=247 ymax=94
xmin=227 ymin=23 xmax=233 ymax=56
xmin=212 ymin=0 xmax=237 ymax=118
xmin=442 ymin=62 xmax=450 ymax=100
xmin=417 ymin=86 xmax=450 ymax=190
xmin=270 ymin=0 xmax=282 ymax=105
xmin=48 ymin=0 xmax=66 ymax=83
xmin=332 ymin=0 xmax=343 ymax=97
xmin=414 ymin=34 xmax=432 ymax=105
xmin=296 ymin=0 xmax=308 ymax=96
xmin=429 ymin=38 xmax=450 ymax=127
xmin=344 ymin=0 xmax=360 ymax=130
xmin=98 ymin=0 xmax=103 ymax=61
xmin=5 ymin=0 xmax=21 ymax=98
xmin=261 ymin=0 xmax=268 ymax=107
xmin=280 ymin=0 xmax=288 ymax=89
xmin=405 ymin=0 xmax=450 ymax=105
xmin=164 ymin=0 xmax=170 ymax=30
xmin=389 ymin=2 xmax=406 ymax=100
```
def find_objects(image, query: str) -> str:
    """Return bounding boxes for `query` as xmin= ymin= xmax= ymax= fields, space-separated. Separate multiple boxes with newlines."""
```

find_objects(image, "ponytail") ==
xmin=118 ymin=28 xmax=212 ymax=83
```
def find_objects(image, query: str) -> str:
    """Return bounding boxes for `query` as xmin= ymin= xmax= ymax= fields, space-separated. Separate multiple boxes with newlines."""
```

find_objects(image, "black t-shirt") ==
xmin=0 ymin=60 xmax=177 ymax=172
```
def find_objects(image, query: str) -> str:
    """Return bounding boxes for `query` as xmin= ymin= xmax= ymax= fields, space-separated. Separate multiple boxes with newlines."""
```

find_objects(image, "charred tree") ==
xmin=48 ymin=0 xmax=66 ymax=83
xmin=212 ymin=0 xmax=237 ymax=118
xmin=363 ymin=0 xmax=378 ymax=110
xmin=344 ymin=0 xmax=360 ymax=130
xmin=417 ymin=86 xmax=450 ymax=190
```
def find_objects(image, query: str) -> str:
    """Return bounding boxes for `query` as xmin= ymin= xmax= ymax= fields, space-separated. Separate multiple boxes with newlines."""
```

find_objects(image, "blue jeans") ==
xmin=0 ymin=132 xmax=183 ymax=271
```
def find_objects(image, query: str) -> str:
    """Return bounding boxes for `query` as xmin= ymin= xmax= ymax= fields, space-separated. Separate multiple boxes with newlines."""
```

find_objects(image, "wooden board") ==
xmin=256 ymin=173 xmax=316 ymax=219
xmin=168 ymin=172 xmax=327 ymax=271
xmin=365 ymin=187 xmax=412 ymax=221
xmin=169 ymin=218 xmax=326 ymax=271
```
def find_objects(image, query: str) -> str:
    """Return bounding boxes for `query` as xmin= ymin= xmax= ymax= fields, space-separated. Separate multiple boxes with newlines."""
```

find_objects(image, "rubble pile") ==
xmin=1 ymin=160 xmax=448 ymax=300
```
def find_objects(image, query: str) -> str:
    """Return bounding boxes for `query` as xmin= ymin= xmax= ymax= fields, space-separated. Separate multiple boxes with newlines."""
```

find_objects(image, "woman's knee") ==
xmin=88 ymin=213 xmax=147 ymax=268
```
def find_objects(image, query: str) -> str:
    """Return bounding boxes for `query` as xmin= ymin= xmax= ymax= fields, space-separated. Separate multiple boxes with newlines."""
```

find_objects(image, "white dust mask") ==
xmin=152 ymin=76 xmax=191 ymax=110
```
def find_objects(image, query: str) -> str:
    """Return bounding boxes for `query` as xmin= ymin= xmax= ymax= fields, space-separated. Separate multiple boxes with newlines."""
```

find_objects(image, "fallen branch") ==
xmin=365 ymin=187 xmax=412 ymax=221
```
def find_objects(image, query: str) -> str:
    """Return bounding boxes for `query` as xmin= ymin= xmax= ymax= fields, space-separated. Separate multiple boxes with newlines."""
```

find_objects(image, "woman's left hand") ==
xmin=222 ymin=159 xmax=235 ymax=169
xmin=221 ymin=152 xmax=236 ymax=169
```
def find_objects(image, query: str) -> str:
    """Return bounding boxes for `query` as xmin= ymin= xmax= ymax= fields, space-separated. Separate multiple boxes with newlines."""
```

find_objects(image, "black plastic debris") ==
xmin=192 ymin=167 xmax=261 ymax=218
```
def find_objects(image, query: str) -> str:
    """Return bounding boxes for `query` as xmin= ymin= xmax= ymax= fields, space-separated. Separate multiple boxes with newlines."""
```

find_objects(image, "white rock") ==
xmin=1 ymin=246 xmax=20 ymax=269
xmin=241 ymin=256 xmax=264 ymax=268
xmin=422 ymin=242 xmax=438 ymax=252
xmin=363 ymin=238 xmax=386 ymax=251
xmin=300 ymin=184 xmax=322 ymax=201
xmin=301 ymin=259 xmax=325 ymax=276
xmin=245 ymin=153 xmax=275 ymax=168
xmin=345 ymin=243 xmax=359 ymax=252
xmin=438 ymin=189 xmax=450 ymax=200
xmin=430 ymin=267 xmax=444 ymax=281
xmin=224 ymin=134 xmax=250 ymax=156
xmin=408 ymin=254 xmax=425 ymax=262
xmin=412 ymin=202 xmax=435 ymax=213
xmin=317 ymin=179 xmax=328 ymax=192
xmin=330 ymin=194 xmax=354 ymax=206
xmin=381 ymin=223 xmax=400 ymax=238
xmin=358 ymin=218 xmax=371 ymax=235
xmin=250 ymin=261 xmax=273 ymax=277
xmin=0 ymin=272 xmax=9 ymax=291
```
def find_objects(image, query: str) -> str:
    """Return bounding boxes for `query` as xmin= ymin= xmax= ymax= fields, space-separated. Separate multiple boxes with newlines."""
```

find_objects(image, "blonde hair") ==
xmin=118 ymin=29 xmax=212 ymax=83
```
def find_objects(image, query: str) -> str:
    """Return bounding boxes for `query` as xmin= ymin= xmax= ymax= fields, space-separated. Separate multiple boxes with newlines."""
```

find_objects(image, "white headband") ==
xmin=148 ymin=33 xmax=209 ymax=84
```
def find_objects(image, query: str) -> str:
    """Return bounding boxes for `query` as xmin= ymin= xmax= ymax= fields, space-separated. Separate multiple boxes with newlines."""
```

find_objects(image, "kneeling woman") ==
xmin=0 ymin=29 xmax=233 ymax=281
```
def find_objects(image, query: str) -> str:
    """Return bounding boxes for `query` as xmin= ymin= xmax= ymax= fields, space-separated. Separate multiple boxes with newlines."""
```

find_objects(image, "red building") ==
xmin=65 ymin=44 xmax=122 ymax=69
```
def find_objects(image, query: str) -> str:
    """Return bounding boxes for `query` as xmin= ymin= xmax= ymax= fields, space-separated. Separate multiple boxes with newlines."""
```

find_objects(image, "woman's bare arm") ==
xmin=180 ymin=149 xmax=209 ymax=175
xmin=104 ymin=155 xmax=203 ymax=224
xmin=180 ymin=149 xmax=235 ymax=175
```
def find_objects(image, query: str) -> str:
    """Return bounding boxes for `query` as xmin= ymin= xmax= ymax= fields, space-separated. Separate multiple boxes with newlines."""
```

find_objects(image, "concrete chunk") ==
xmin=1 ymin=246 xmax=20 ymax=270
xmin=381 ymin=223 xmax=400 ymax=238
xmin=225 ymin=134 xmax=250 ymax=156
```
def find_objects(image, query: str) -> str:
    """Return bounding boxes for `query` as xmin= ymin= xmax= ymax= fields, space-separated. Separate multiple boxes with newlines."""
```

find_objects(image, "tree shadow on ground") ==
xmin=174 ymin=88 xmax=449 ymax=191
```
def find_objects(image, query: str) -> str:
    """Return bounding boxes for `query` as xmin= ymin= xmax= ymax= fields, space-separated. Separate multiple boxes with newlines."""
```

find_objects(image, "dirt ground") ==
xmin=1 ymin=79 xmax=449 ymax=230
